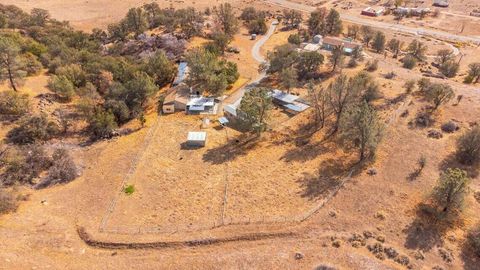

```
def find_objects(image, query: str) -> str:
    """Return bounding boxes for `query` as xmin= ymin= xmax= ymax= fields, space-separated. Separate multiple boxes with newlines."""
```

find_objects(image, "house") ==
xmin=433 ymin=0 xmax=449 ymax=7
xmin=162 ymin=85 xmax=190 ymax=114
xmin=172 ymin=62 xmax=188 ymax=86
xmin=322 ymin=37 xmax=362 ymax=54
xmin=186 ymin=131 xmax=207 ymax=147
xmin=270 ymin=89 xmax=310 ymax=114
xmin=361 ymin=7 xmax=385 ymax=17
xmin=186 ymin=96 xmax=217 ymax=115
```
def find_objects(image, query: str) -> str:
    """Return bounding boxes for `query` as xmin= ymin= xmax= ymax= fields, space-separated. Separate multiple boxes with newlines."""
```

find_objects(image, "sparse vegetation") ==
xmin=7 ymin=114 xmax=59 ymax=145
xmin=431 ymin=168 xmax=470 ymax=218
xmin=456 ymin=126 xmax=480 ymax=165
xmin=0 ymin=189 xmax=17 ymax=214
xmin=0 ymin=91 xmax=30 ymax=117
xmin=468 ymin=225 xmax=480 ymax=257
xmin=464 ymin=63 xmax=480 ymax=84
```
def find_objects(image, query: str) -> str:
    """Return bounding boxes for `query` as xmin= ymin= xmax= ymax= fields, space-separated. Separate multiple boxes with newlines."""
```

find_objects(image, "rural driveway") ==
xmin=264 ymin=0 xmax=480 ymax=44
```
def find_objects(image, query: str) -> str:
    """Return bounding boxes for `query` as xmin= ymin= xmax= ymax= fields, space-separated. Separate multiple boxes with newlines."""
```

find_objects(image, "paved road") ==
xmin=264 ymin=0 xmax=480 ymax=44
xmin=252 ymin=20 xmax=278 ymax=65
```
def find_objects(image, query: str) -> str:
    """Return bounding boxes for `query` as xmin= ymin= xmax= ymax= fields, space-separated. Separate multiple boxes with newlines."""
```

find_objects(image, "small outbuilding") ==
xmin=433 ymin=0 xmax=449 ymax=7
xmin=172 ymin=62 xmax=189 ymax=86
xmin=361 ymin=7 xmax=385 ymax=17
xmin=187 ymin=131 xmax=207 ymax=147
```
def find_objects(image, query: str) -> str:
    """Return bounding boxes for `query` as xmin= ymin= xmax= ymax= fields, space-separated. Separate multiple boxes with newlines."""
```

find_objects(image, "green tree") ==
xmin=340 ymin=100 xmax=383 ymax=161
xmin=372 ymin=31 xmax=386 ymax=53
xmin=465 ymin=63 xmax=480 ymax=84
xmin=247 ymin=17 xmax=268 ymax=35
xmin=402 ymin=54 xmax=417 ymax=69
xmin=308 ymin=8 xmax=327 ymax=35
xmin=266 ymin=44 xmax=299 ymax=74
xmin=436 ymin=49 xmax=454 ymax=65
xmin=407 ymin=40 xmax=428 ymax=61
xmin=432 ymin=168 xmax=470 ymax=216
xmin=240 ymin=7 xmax=259 ymax=22
xmin=124 ymin=72 xmax=158 ymax=115
xmin=48 ymin=75 xmax=75 ymax=101
xmin=55 ymin=64 xmax=86 ymax=88
xmin=239 ymin=87 xmax=273 ymax=135
xmin=347 ymin=25 xmax=360 ymax=40
xmin=283 ymin=9 xmax=303 ymax=29
xmin=325 ymin=9 xmax=343 ymax=36
xmin=7 ymin=114 xmax=59 ymax=145
xmin=144 ymin=51 xmax=175 ymax=87
xmin=329 ymin=45 xmax=345 ymax=72
xmin=0 ymin=37 xmax=26 ymax=91
xmin=288 ymin=33 xmax=302 ymax=45
xmin=297 ymin=51 xmax=324 ymax=77
xmin=456 ymin=126 xmax=480 ymax=165
xmin=425 ymin=82 xmax=454 ymax=110
xmin=124 ymin=7 xmax=148 ymax=35
xmin=280 ymin=67 xmax=298 ymax=93
xmin=176 ymin=7 xmax=204 ymax=39
xmin=387 ymin=38 xmax=403 ymax=58
xmin=361 ymin=25 xmax=374 ymax=48
xmin=30 ymin=8 xmax=50 ymax=26
xmin=439 ymin=60 xmax=460 ymax=78
xmin=214 ymin=3 xmax=239 ymax=38
xmin=87 ymin=108 xmax=118 ymax=139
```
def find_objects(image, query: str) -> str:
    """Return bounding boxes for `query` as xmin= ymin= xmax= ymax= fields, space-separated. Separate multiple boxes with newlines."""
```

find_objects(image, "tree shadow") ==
xmin=202 ymin=133 xmax=259 ymax=165
xmin=439 ymin=153 xmax=479 ymax=178
xmin=403 ymin=203 xmax=461 ymax=252
xmin=281 ymin=141 xmax=330 ymax=163
xmin=296 ymin=158 xmax=350 ymax=200
xmin=460 ymin=228 xmax=480 ymax=270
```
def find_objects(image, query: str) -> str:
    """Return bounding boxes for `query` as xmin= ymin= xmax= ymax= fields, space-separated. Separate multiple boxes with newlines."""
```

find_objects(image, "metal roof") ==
xmin=285 ymin=102 xmax=310 ymax=112
xmin=173 ymin=62 xmax=188 ymax=86
xmin=187 ymin=131 xmax=206 ymax=141
xmin=187 ymin=96 xmax=215 ymax=107
xmin=271 ymin=89 xmax=299 ymax=104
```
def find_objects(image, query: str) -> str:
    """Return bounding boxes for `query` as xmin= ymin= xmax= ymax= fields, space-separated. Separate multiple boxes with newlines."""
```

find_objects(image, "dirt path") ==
xmin=264 ymin=0 xmax=480 ymax=44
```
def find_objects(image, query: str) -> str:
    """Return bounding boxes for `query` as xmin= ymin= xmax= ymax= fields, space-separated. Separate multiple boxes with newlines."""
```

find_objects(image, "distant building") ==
xmin=186 ymin=96 xmax=217 ymax=115
xmin=172 ymin=62 xmax=189 ymax=86
xmin=270 ymin=89 xmax=310 ymax=114
xmin=322 ymin=37 xmax=362 ymax=55
xmin=361 ymin=7 xmax=385 ymax=17
xmin=433 ymin=0 xmax=449 ymax=7
xmin=162 ymin=85 xmax=190 ymax=114
xmin=302 ymin=43 xmax=321 ymax=52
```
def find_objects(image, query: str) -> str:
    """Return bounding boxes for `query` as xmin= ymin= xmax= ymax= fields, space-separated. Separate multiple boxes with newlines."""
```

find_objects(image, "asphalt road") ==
xmin=264 ymin=0 xmax=480 ymax=44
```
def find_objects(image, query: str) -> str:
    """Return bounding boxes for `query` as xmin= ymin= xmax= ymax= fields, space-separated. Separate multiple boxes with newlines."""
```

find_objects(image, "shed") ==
xmin=303 ymin=43 xmax=321 ymax=52
xmin=433 ymin=0 xmax=449 ymax=7
xmin=187 ymin=132 xmax=207 ymax=147
xmin=162 ymin=85 xmax=190 ymax=114
xmin=313 ymin=35 xmax=323 ymax=44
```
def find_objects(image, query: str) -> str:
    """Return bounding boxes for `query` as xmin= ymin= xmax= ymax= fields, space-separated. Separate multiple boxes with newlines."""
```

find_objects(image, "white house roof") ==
xmin=187 ymin=131 xmax=206 ymax=142
xmin=187 ymin=96 xmax=215 ymax=107
xmin=303 ymin=43 xmax=321 ymax=52
xmin=271 ymin=89 xmax=299 ymax=104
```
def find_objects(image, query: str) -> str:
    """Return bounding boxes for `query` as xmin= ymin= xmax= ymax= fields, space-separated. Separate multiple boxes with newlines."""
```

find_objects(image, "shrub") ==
xmin=124 ymin=184 xmax=135 ymax=195
xmin=87 ymin=109 xmax=118 ymax=139
xmin=1 ymin=144 xmax=52 ymax=185
xmin=0 ymin=91 xmax=30 ymax=117
xmin=439 ymin=60 xmax=459 ymax=78
xmin=288 ymin=33 xmax=302 ymax=45
xmin=402 ymin=55 xmax=417 ymax=69
xmin=7 ymin=114 xmax=59 ymax=145
xmin=432 ymin=168 xmax=469 ymax=217
xmin=0 ymin=190 xmax=17 ymax=214
xmin=441 ymin=121 xmax=459 ymax=133
xmin=469 ymin=226 xmax=480 ymax=257
xmin=47 ymin=149 xmax=77 ymax=185
xmin=365 ymin=60 xmax=378 ymax=72
xmin=48 ymin=75 xmax=75 ymax=101
xmin=456 ymin=126 xmax=480 ymax=165
xmin=104 ymin=99 xmax=130 ymax=124
xmin=403 ymin=80 xmax=416 ymax=94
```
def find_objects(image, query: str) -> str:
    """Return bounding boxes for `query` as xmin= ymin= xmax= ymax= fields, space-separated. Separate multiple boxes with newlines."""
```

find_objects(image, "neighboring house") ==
xmin=172 ymin=62 xmax=189 ymax=86
xmin=361 ymin=7 xmax=385 ymax=17
xmin=322 ymin=37 xmax=362 ymax=54
xmin=270 ymin=89 xmax=310 ymax=114
xmin=162 ymin=85 xmax=190 ymax=114
xmin=433 ymin=0 xmax=449 ymax=7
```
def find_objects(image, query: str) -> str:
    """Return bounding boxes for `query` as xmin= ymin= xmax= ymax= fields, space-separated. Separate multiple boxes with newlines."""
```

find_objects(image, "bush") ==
xmin=47 ymin=149 xmax=77 ymax=185
xmin=365 ymin=60 xmax=378 ymax=72
xmin=0 ymin=91 xmax=30 ymax=117
xmin=87 ymin=109 xmax=118 ymax=139
xmin=104 ymin=99 xmax=130 ymax=124
xmin=55 ymin=64 xmax=86 ymax=88
xmin=432 ymin=168 xmax=469 ymax=217
xmin=441 ymin=121 xmax=459 ymax=133
xmin=439 ymin=60 xmax=459 ymax=78
xmin=124 ymin=184 xmax=135 ymax=195
xmin=403 ymin=80 xmax=416 ymax=94
xmin=468 ymin=226 xmax=480 ymax=257
xmin=288 ymin=33 xmax=302 ymax=45
xmin=7 ymin=114 xmax=59 ymax=145
xmin=1 ymin=144 xmax=52 ymax=185
xmin=48 ymin=75 xmax=75 ymax=101
xmin=0 ymin=190 xmax=18 ymax=214
xmin=456 ymin=126 xmax=480 ymax=165
xmin=402 ymin=55 xmax=417 ymax=69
